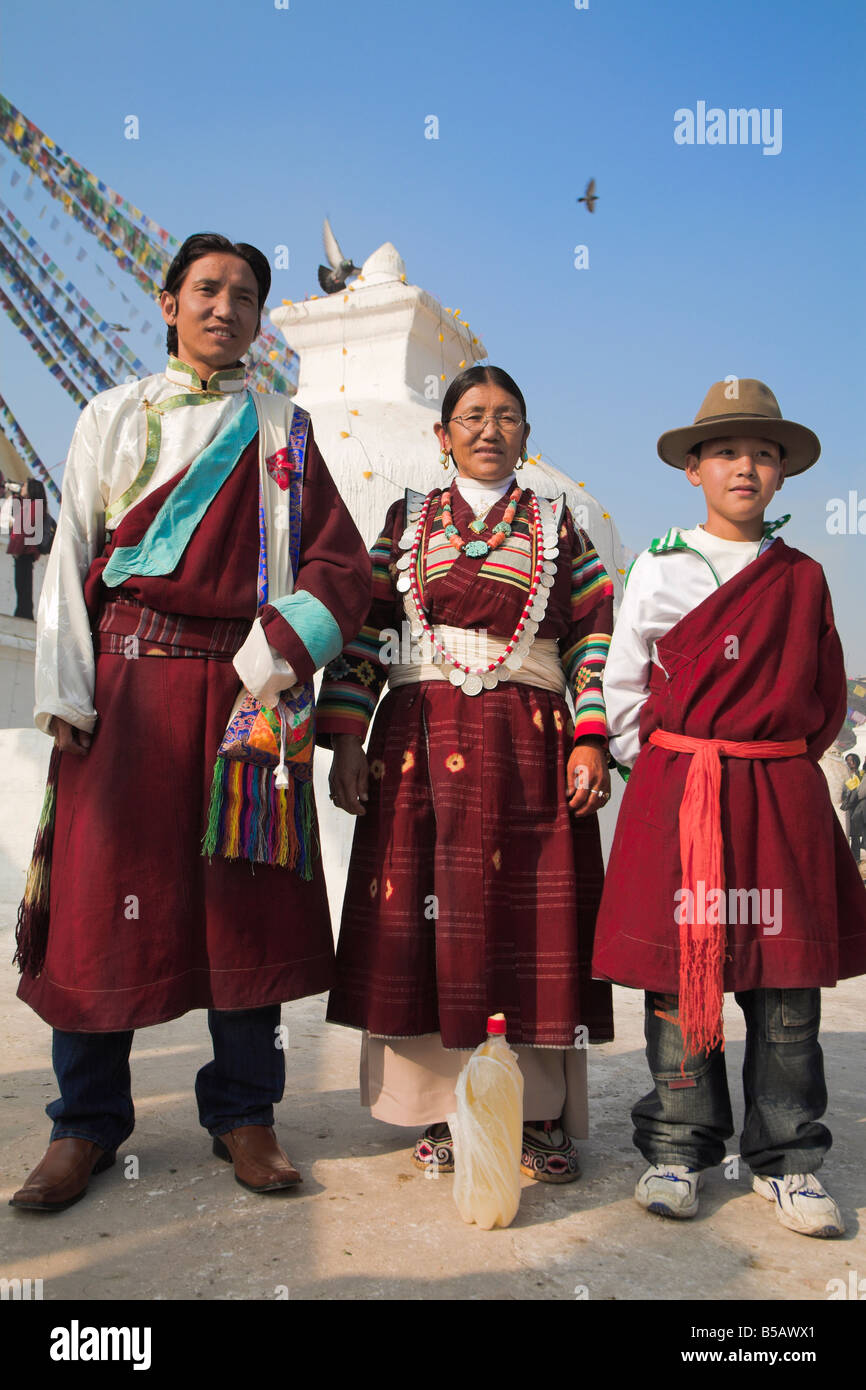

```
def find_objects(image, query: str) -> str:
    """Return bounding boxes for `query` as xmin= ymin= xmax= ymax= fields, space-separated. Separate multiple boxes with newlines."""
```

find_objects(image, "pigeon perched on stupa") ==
xmin=317 ymin=218 xmax=361 ymax=294
xmin=577 ymin=178 xmax=598 ymax=213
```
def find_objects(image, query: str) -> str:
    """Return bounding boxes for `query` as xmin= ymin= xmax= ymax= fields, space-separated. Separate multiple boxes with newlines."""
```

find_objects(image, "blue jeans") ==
xmin=46 ymin=1005 xmax=285 ymax=1153
xmin=632 ymin=989 xmax=831 ymax=1175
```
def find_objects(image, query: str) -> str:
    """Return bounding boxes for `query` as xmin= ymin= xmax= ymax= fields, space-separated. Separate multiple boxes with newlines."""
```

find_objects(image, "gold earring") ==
xmin=516 ymin=446 xmax=527 ymax=470
xmin=439 ymin=450 xmax=451 ymax=470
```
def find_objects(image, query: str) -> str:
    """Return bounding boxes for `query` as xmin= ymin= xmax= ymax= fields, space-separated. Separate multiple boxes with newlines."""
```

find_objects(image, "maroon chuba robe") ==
xmin=317 ymin=485 xmax=616 ymax=1050
xmin=18 ymin=421 xmax=371 ymax=1032
xmin=593 ymin=540 xmax=866 ymax=992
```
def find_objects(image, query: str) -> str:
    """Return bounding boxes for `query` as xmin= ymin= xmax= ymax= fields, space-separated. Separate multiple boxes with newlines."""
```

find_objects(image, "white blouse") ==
xmin=452 ymin=472 xmax=515 ymax=518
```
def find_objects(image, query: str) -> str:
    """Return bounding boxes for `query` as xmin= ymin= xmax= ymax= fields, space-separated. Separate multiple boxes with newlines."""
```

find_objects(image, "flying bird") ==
xmin=317 ymin=218 xmax=361 ymax=294
xmin=577 ymin=178 xmax=598 ymax=213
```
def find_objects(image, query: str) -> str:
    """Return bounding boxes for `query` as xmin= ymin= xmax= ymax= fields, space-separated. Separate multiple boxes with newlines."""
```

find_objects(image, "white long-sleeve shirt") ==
xmin=603 ymin=524 xmax=778 ymax=769
xmin=34 ymin=360 xmax=295 ymax=735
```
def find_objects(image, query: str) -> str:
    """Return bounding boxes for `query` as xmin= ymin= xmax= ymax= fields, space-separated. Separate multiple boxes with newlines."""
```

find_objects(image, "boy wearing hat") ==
xmin=593 ymin=379 xmax=866 ymax=1238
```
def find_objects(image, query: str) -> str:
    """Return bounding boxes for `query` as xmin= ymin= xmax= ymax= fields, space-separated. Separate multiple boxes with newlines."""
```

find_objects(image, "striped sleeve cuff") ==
xmin=562 ymin=632 xmax=610 ymax=743
xmin=315 ymin=692 xmax=377 ymax=742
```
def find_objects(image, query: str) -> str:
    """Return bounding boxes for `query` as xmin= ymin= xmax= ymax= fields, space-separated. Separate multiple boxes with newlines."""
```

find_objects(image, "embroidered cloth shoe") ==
xmin=412 ymin=1123 xmax=454 ymax=1174
xmin=212 ymin=1125 xmax=302 ymax=1192
xmin=752 ymin=1173 xmax=845 ymax=1238
xmin=9 ymin=1138 xmax=116 ymax=1212
xmin=521 ymin=1120 xmax=581 ymax=1183
xmin=635 ymin=1163 xmax=704 ymax=1219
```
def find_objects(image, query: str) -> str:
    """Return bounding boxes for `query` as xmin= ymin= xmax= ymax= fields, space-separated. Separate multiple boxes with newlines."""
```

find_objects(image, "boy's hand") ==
xmin=49 ymin=716 xmax=91 ymax=756
xmin=567 ymin=740 xmax=610 ymax=816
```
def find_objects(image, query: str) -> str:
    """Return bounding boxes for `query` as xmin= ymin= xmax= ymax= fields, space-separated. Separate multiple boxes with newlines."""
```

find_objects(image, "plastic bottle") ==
xmin=448 ymin=1013 xmax=524 ymax=1230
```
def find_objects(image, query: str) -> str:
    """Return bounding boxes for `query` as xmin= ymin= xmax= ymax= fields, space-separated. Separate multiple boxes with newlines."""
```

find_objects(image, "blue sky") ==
xmin=2 ymin=0 xmax=864 ymax=667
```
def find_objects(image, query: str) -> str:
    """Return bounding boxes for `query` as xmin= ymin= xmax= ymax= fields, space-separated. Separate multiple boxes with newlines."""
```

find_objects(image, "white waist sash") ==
xmin=387 ymin=626 xmax=566 ymax=697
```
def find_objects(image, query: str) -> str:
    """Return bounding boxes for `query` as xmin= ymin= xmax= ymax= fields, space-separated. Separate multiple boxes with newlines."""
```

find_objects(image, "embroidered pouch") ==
xmin=216 ymin=684 xmax=314 ymax=778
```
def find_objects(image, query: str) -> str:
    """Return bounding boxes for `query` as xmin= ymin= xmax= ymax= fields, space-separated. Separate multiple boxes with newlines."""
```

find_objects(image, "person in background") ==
xmin=840 ymin=753 xmax=862 ymax=861
xmin=6 ymin=476 xmax=49 ymax=620
xmin=849 ymin=760 xmax=866 ymax=866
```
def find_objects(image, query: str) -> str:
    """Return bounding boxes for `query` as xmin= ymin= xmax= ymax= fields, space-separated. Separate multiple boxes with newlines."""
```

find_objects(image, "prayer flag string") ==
xmin=0 ymin=284 xmax=88 ymax=409
xmin=0 ymin=198 xmax=153 ymax=378
xmin=0 ymin=391 xmax=62 ymax=501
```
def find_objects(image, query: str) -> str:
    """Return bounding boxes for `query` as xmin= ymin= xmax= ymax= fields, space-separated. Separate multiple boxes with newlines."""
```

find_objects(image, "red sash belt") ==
xmin=648 ymin=729 xmax=808 ymax=1058
xmin=94 ymin=596 xmax=250 ymax=659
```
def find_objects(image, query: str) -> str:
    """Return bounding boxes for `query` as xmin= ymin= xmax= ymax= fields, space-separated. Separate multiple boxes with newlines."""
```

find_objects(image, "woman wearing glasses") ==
xmin=317 ymin=366 xmax=614 ymax=1182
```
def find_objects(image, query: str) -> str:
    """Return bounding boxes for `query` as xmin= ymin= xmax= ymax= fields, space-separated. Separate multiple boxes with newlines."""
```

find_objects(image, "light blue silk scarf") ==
xmin=102 ymin=396 xmax=258 ymax=587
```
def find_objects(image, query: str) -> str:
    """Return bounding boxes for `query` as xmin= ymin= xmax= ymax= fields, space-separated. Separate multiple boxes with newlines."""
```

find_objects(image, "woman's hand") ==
xmin=49 ymin=716 xmax=91 ymax=756
xmin=567 ymin=738 xmax=610 ymax=816
xmin=329 ymin=733 xmax=369 ymax=815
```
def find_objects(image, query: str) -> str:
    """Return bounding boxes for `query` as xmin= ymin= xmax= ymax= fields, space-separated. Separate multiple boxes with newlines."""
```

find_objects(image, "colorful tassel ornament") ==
xmin=14 ymin=747 xmax=61 ymax=977
xmin=202 ymin=757 xmax=315 ymax=879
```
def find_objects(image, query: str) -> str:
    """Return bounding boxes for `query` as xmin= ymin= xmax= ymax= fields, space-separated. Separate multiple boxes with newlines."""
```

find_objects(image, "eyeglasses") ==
xmin=449 ymin=411 xmax=525 ymax=432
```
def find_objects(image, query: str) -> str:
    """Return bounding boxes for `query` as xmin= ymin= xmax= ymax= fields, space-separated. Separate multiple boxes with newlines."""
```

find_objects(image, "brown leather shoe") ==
xmin=212 ymin=1125 xmax=302 ymax=1192
xmin=9 ymin=1138 xmax=116 ymax=1212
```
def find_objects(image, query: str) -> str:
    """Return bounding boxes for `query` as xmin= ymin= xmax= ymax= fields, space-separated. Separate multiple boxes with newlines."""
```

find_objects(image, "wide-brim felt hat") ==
xmin=657 ymin=379 xmax=821 ymax=475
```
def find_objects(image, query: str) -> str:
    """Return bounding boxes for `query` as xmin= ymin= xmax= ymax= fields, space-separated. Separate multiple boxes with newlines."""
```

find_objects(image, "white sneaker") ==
xmin=635 ymin=1164 xmax=704 ymax=1219
xmin=752 ymin=1173 xmax=845 ymax=1238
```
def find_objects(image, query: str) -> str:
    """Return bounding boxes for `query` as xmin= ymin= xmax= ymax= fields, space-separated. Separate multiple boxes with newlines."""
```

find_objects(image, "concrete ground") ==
xmin=1 ymin=957 xmax=863 ymax=1303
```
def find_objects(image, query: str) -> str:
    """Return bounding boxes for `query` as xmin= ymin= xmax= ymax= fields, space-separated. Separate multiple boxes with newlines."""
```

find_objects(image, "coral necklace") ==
xmin=441 ymin=483 xmax=522 ymax=558
xmin=397 ymin=489 xmax=553 ymax=695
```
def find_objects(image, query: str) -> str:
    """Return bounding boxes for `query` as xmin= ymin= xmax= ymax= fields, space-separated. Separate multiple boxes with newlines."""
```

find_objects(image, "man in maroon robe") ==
xmin=10 ymin=233 xmax=370 ymax=1210
xmin=594 ymin=379 xmax=866 ymax=1239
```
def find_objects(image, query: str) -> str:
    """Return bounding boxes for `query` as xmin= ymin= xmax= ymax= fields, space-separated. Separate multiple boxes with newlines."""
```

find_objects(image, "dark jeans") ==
xmin=13 ymin=554 xmax=35 ymax=620
xmin=47 ymin=1005 xmax=285 ymax=1153
xmin=632 ymin=988 xmax=831 ymax=1175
